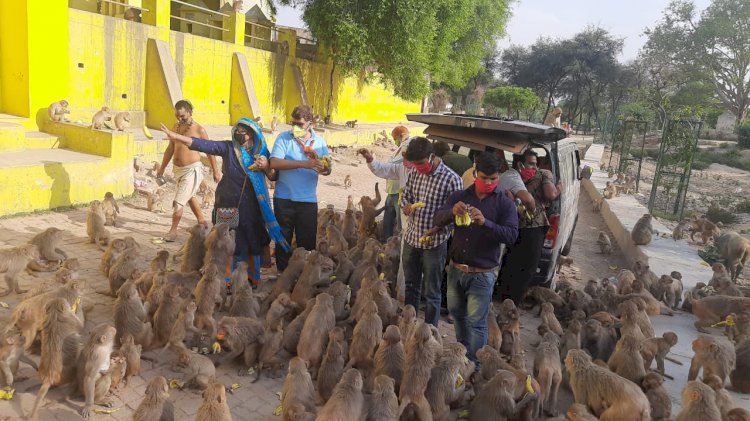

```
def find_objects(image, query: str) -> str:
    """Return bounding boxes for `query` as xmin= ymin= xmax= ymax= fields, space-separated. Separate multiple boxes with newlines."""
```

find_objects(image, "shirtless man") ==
xmin=157 ymin=100 xmax=220 ymax=242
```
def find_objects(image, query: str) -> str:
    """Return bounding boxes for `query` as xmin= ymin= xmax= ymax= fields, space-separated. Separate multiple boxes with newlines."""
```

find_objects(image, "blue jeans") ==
xmin=446 ymin=265 xmax=495 ymax=362
xmin=402 ymin=241 xmax=448 ymax=327
xmin=382 ymin=193 xmax=400 ymax=240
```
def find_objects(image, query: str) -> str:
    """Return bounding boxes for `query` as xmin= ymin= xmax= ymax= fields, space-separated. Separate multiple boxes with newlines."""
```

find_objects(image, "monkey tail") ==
xmin=26 ymin=382 xmax=51 ymax=420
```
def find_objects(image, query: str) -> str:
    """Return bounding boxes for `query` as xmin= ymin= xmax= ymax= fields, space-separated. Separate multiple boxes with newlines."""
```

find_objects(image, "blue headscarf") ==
xmin=232 ymin=118 xmax=290 ymax=253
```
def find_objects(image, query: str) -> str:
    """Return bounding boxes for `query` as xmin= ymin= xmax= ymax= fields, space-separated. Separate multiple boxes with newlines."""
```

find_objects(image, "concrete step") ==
xmin=25 ymin=131 xmax=62 ymax=149
xmin=0 ymin=147 xmax=105 ymax=169
xmin=0 ymin=122 xmax=25 ymax=151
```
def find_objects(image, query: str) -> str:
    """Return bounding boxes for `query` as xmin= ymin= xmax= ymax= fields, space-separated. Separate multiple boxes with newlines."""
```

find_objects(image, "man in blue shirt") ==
xmin=434 ymin=152 xmax=519 ymax=362
xmin=270 ymin=105 xmax=331 ymax=271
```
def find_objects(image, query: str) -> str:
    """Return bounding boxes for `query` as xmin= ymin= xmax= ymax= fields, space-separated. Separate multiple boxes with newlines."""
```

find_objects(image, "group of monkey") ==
xmin=1 ymin=176 xmax=750 ymax=419
xmin=47 ymin=100 xmax=131 ymax=131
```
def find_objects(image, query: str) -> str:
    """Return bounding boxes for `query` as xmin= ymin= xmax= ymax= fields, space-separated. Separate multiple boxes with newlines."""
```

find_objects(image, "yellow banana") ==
xmin=525 ymin=375 xmax=534 ymax=394
xmin=411 ymin=202 xmax=426 ymax=210
xmin=418 ymin=235 xmax=433 ymax=245
xmin=143 ymin=125 xmax=154 ymax=140
xmin=94 ymin=408 xmax=121 ymax=414
xmin=0 ymin=388 xmax=14 ymax=400
xmin=273 ymin=405 xmax=283 ymax=416
xmin=319 ymin=156 xmax=332 ymax=169
xmin=212 ymin=342 xmax=222 ymax=354
xmin=455 ymin=374 xmax=464 ymax=389
xmin=455 ymin=212 xmax=472 ymax=226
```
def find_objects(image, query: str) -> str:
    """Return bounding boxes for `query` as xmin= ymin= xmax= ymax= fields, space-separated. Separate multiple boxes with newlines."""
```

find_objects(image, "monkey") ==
xmin=317 ymin=368 xmax=365 ymax=420
xmin=674 ymin=380 xmax=722 ymax=421
xmin=341 ymin=196 xmax=358 ymax=248
xmin=398 ymin=323 xmax=437 ymax=420
xmin=641 ymin=373 xmax=671 ymax=421
xmin=48 ymin=99 xmax=70 ymax=122
xmin=597 ymin=231 xmax=612 ymax=254
xmin=654 ymin=275 xmax=683 ymax=309
xmin=254 ymin=319 xmax=285 ymax=382
xmin=565 ymin=349 xmax=651 ymax=420
xmin=603 ymin=181 xmax=618 ymax=199
xmin=640 ymin=331 xmax=678 ymax=375
xmin=540 ymin=302 xmax=563 ymax=336
xmin=425 ymin=342 xmax=471 ymax=420
xmin=486 ymin=305 xmax=503 ymax=351
xmin=91 ymin=106 xmax=112 ymax=130
xmin=229 ymin=286 xmax=259 ymax=319
xmin=347 ymin=300 xmax=383 ymax=369
xmin=534 ymin=332 xmax=563 ymax=417
xmin=0 ymin=244 xmax=39 ymax=296
xmin=673 ymin=218 xmax=690 ymax=241
xmin=11 ymin=280 xmax=85 ymax=350
xmin=216 ymin=317 xmax=264 ymax=374
xmin=623 ymin=298 xmax=656 ymax=338
xmin=343 ymin=174 xmax=352 ymax=189
xmin=99 ymin=237 xmax=131 ymax=277
xmin=291 ymin=251 xmax=335 ymax=308
xmin=107 ymin=354 xmax=127 ymax=393
xmin=297 ymin=293 xmax=335 ymax=378
xmin=559 ymin=319 xmax=581 ymax=363
xmin=731 ymin=337 xmax=750 ymax=393
xmin=688 ymin=335 xmax=736 ymax=383
xmin=261 ymin=248 xmax=309 ymax=312
xmin=592 ymin=197 xmax=603 ymax=212
xmin=692 ymin=296 xmax=750 ymax=332
xmin=709 ymin=262 xmax=731 ymax=288
xmin=373 ymin=324 xmax=404 ymax=394
xmin=358 ymin=183 xmax=384 ymax=239
xmin=367 ymin=375 xmax=399 ymax=421
xmin=282 ymin=357 xmax=317 ymax=420
xmin=113 ymin=333 xmax=142 ymax=388
xmin=565 ymin=403 xmax=599 ymax=421
xmin=178 ymin=223 xmax=210 ymax=272
xmin=398 ymin=304 xmax=419 ymax=344
xmin=174 ymin=347 xmax=215 ymax=390
xmin=133 ymin=375 xmax=174 ymax=421
xmin=326 ymin=280 xmax=352 ymax=322
xmin=468 ymin=370 xmax=538 ymax=421
xmin=151 ymin=283 xmax=186 ymax=348
xmin=203 ymin=224 xmax=236 ymax=272
xmin=520 ymin=286 xmax=566 ymax=314
xmin=580 ymin=318 xmax=618 ymax=367
xmin=702 ymin=373 xmax=734 ymax=417
xmin=690 ymin=216 xmax=721 ymax=245
xmin=165 ymin=300 xmax=200 ymax=353
xmin=114 ymin=281 xmax=154 ymax=348
xmin=194 ymin=263 xmax=222 ymax=336
xmin=113 ymin=111 xmax=130 ymax=131
xmin=607 ymin=334 xmax=646 ymax=384
xmin=717 ymin=277 xmax=744 ymax=297
xmin=198 ymin=179 xmax=215 ymax=209
xmin=714 ymin=231 xmax=750 ymax=281
xmin=74 ymin=323 xmax=117 ymax=418
xmin=317 ymin=326 xmax=347 ymax=402
xmin=326 ymin=224 xmax=350 ymax=260
xmin=101 ymin=192 xmax=120 ymax=227
xmin=583 ymin=279 xmax=601 ymax=298
xmin=345 ymin=119 xmax=358 ymax=128
xmin=28 ymin=227 xmax=68 ymax=263
xmin=195 ymin=378 xmax=231 ymax=421
xmin=631 ymin=213 xmax=653 ymax=246
xmin=106 ymin=245 xmax=139 ymax=296
xmin=146 ymin=187 xmax=167 ymax=212
xmin=728 ymin=408 xmax=750 ymax=421
xmin=0 ymin=328 xmax=37 ymax=387
xmin=266 ymin=292 xmax=297 ymax=330
xmin=270 ymin=115 xmax=279 ymax=132
xmin=282 ymin=298 xmax=315 ymax=355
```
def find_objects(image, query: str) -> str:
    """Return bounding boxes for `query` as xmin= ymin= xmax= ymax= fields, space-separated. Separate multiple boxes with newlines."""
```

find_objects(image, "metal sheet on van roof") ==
xmin=406 ymin=113 xmax=568 ymax=150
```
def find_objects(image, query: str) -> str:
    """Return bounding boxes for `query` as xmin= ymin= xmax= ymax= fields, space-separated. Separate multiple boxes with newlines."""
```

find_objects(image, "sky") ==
xmin=274 ymin=0 xmax=712 ymax=62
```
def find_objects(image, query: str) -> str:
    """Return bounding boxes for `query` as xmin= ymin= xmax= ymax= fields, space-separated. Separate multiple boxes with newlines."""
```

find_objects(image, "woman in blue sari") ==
xmin=160 ymin=118 xmax=289 ymax=284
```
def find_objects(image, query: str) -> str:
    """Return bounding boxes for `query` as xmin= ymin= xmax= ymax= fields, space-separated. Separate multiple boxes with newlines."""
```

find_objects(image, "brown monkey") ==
xmin=565 ymin=349 xmax=651 ymax=420
xmin=99 ymin=238 xmax=129 ymax=277
xmin=113 ymin=111 xmax=130 ymax=131
xmin=107 ymin=355 xmax=126 ymax=392
xmin=641 ymin=331 xmax=678 ymax=375
xmin=27 ymin=297 xmax=84 ymax=419
xmin=166 ymin=300 xmax=200 ymax=352
xmin=102 ymin=191 xmax=120 ymax=226
xmin=282 ymin=357 xmax=317 ymax=420
xmin=642 ymin=373 xmax=670 ymax=421
xmin=86 ymin=200 xmax=110 ymax=250
xmin=178 ymin=223 xmax=210 ymax=272
xmin=603 ymin=181 xmax=618 ymax=199
xmin=195 ymin=378 xmax=231 ymax=421
xmin=534 ymin=331 xmax=563 ymax=416
xmin=0 ymin=244 xmax=39 ymax=296
xmin=566 ymin=403 xmax=599 ymax=421
xmin=487 ymin=305 xmax=503 ymax=350
xmin=727 ymin=408 xmax=750 ymax=421
xmin=254 ymin=319 xmax=285 ymax=382
xmin=717 ymin=277 xmax=744 ymax=297
xmin=731 ymin=337 xmax=750 ymax=393
xmin=0 ymin=328 xmax=37 ymax=387
xmin=91 ymin=106 xmax=112 ymax=130
xmin=399 ymin=304 xmax=419 ymax=344
xmin=702 ymin=373 xmax=734 ymax=417
xmin=655 ymin=275 xmax=683 ymax=309
xmin=174 ymin=347 xmax=215 ymax=389
xmin=343 ymin=174 xmax=352 ymax=189
xmin=367 ymin=375 xmax=399 ymax=421
xmin=398 ymin=322 xmax=437 ymax=420
xmin=560 ymin=318 xmax=581 ymax=363
xmin=133 ymin=375 xmax=174 ymax=421
xmin=675 ymin=381 xmax=721 ymax=421
xmin=282 ymin=298 xmax=315 ymax=354
xmin=631 ymin=213 xmax=653 ymax=246
xmin=692 ymin=296 xmax=750 ymax=332
xmin=608 ymin=334 xmax=646 ymax=384
xmin=229 ymin=286 xmax=259 ymax=319
xmin=317 ymin=368 xmax=365 ymax=420
xmin=297 ymin=292 xmax=335 ymax=378
xmin=118 ymin=333 xmax=142 ymax=385
xmin=592 ymin=197 xmax=603 ymax=212
xmin=469 ymin=370 xmax=538 ymax=421
xmin=317 ymin=327 xmax=347 ymax=402
xmin=374 ymin=324 xmax=404 ymax=394
xmin=266 ymin=292 xmax=297 ymax=330
xmin=327 ymin=280 xmax=352 ymax=321
xmin=341 ymin=197 xmax=358 ymax=248
xmin=107 ymin=246 xmax=139 ymax=296
xmin=151 ymin=283 xmax=186 ymax=347
xmin=113 ymin=281 xmax=153 ymax=348
xmin=347 ymin=300 xmax=383 ymax=368
xmin=688 ymin=335 xmax=736 ymax=383
xmin=715 ymin=231 xmax=750 ymax=281
xmin=580 ymin=318 xmax=617 ymax=362
xmin=426 ymin=343 xmax=471 ymax=420
xmin=194 ymin=263 xmax=222 ymax=336
xmin=203 ymin=224 xmax=236 ymax=272
xmin=75 ymin=323 xmax=117 ymax=418
xmin=358 ymin=183 xmax=384 ymax=239
xmin=12 ymin=280 xmax=85 ymax=350
xmin=216 ymin=316 xmax=264 ymax=373
xmin=28 ymin=227 xmax=68 ymax=263
xmin=540 ymin=302 xmax=563 ymax=336
xmin=48 ymin=99 xmax=70 ymax=122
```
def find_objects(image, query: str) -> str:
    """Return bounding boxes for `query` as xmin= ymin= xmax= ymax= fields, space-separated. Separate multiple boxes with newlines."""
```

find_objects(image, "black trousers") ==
xmin=497 ymin=226 xmax=547 ymax=304
xmin=273 ymin=198 xmax=318 ymax=271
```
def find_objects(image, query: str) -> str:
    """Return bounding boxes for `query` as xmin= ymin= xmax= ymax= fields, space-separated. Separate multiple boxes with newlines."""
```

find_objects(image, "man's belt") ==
xmin=451 ymin=260 xmax=497 ymax=273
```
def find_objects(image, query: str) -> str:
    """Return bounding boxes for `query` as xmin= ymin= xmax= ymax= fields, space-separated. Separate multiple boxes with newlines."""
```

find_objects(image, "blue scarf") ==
xmin=233 ymin=118 xmax=291 ymax=253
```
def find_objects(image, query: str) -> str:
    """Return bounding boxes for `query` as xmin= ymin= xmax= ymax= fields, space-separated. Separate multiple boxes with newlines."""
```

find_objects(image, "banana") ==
xmin=525 ymin=375 xmax=534 ymax=394
xmin=411 ymin=202 xmax=426 ymax=210
xmin=418 ymin=235 xmax=433 ymax=245
xmin=455 ymin=374 xmax=464 ymax=389
xmin=455 ymin=212 xmax=472 ymax=226
xmin=0 ymin=388 xmax=14 ymax=400
xmin=319 ymin=156 xmax=332 ymax=169
xmin=143 ymin=125 xmax=154 ymax=140
xmin=212 ymin=342 xmax=222 ymax=354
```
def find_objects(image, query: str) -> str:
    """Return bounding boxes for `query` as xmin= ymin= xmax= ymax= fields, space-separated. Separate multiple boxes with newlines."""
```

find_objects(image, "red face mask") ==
xmin=403 ymin=159 xmax=415 ymax=169
xmin=474 ymin=178 xmax=498 ymax=194
xmin=414 ymin=156 xmax=434 ymax=174
xmin=520 ymin=167 xmax=536 ymax=182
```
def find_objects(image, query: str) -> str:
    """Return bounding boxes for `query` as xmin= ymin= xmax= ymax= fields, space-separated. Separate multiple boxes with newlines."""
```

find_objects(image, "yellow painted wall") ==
xmin=0 ymin=1 xmax=30 ymax=117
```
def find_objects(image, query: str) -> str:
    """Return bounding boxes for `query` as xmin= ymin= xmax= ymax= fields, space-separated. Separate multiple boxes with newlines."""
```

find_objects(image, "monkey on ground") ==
xmin=0 ymin=328 xmax=37 ymax=387
xmin=688 ymin=335 xmax=736 ymax=383
xmin=254 ymin=319 xmax=285 ymax=382
xmin=216 ymin=316 xmax=264 ymax=373
xmin=608 ymin=334 xmax=646 ymax=385
xmin=113 ymin=281 xmax=154 ymax=349
xmin=534 ymin=331 xmax=563 ymax=417
xmin=86 ymin=200 xmax=110 ymax=250
xmin=597 ymin=231 xmax=612 ymax=254
xmin=282 ymin=357 xmax=317 ymax=420
xmin=107 ymin=355 xmax=127 ymax=392
xmin=102 ymin=192 xmax=120 ymax=227
xmin=642 ymin=373 xmax=671 ymax=421
xmin=317 ymin=368 xmax=365 ymax=420
xmin=425 ymin=343 xmax=471 ymax=420
xmin=91 ymin=106 xmax=112 ymax=130
xmin=345 ymin=119 xmax=358 ymax=128
xmin=297 ymin=293 xmax=335 ymax=379
xmin=674 ymin=381 xmax=722 ymax=421
xmin=0 ymin=244 xmax=39 ymax=297
xmin=119 ymin=333 xmax=142 ymax=385
xmin=133 ymin=376 xmax=174 ymax=421
xmin=469 ymin=370 xmax=538 ymax=421
xmin=165 ymin=300 xmax=200 ymax=353
xmin=194 ymin=263 xmax=222 ymax=336
xmin=28 ymin=227 xmax=68 ymax=263
xmin=99 ymin=237 xmax=132 ymax=277
xmin=592 ymin=197 xmax=603 ymax=212
xmin=373 ymin=324 xmax=404 ymax=394
xmin=564 ymin=403 xmax=599 ymax=421
xmin=317 ymin=326 xmax=347 ymax=402
xmin=580 ymin=318 xmax=617 ymax=362
xmin=540 ymin=302 xmax=563 ymax=336
xmin=727 ymin=408 xmax=750 ymax=421
xmin=565 ymin=349 xmax=651 ymax=420
xmin=174 ymin=347 xmax=215 ymax=390
xmin=692 ymin=296 xmax=750 ymax=332
xmin=195 ymin=378 xmax=232 ymax=421
xmin=714 ymin=231 xmax=750 ymax=281
xmin=74 ymin=324 xmax=117 ymax=418
xmin=347 ymin=300 xmax=383 ymax=369
xmin=640 ymin=331 xmax=678 ymax=375
xmin=631 ymin=213 xmax=653 ymax=246
xmin=398 ymin=323 xmax=437 ymax=420
xmin=367 ymin=375 xmax=399 ymax=421
xmin=48 ymin=100 xmax=70 ymax=122
xmin=731 ymin=338 xmax=750 ymax=393
xmin=114 ymin=111 xmax=130 ymax=131
xmin=702 ymin=373 xmax=735 ymax=418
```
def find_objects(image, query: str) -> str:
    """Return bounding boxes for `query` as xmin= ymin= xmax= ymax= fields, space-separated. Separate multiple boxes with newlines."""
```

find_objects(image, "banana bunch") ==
xmin=319 ymin=155 xmax=332 ymax=169
xmin=517 ymin=202 xmax=534 ymax=224
xmin=418 ymin=235 xmax=433 ymax=245
xmin=455 ymin=212 xmax=472 ymax=227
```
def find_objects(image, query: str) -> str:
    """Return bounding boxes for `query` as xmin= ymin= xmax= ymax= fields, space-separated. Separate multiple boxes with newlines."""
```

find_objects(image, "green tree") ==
xmin=483 ymin=86 xmax=541 ymax=118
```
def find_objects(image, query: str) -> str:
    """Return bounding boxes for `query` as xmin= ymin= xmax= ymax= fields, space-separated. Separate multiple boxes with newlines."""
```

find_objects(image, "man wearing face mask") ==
xmin=400 ymin=137 xmax=463 ymax=327
xmin=497 ymin=149 xmax=561 ymax=303
xmin=433 ymin=152 xmax=518 ymax=362
xmin=157 ymin=100 xmax=221 ymax=242
xmin=269 ymin=105 xmax=331 ymax=272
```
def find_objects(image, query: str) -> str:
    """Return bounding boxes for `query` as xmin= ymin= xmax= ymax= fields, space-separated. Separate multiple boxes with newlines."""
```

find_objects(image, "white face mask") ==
xmin=292 ymin=123 xmax=308 ymax=139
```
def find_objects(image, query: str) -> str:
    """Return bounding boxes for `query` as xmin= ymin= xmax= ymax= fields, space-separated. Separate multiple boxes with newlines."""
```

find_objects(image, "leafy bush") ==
xmin=705 ymin=207 xmax=738 ymax=225
xmin=691 ymin=159 xmax=710 ymax=170
xmin=738 ymin=125 xmax=750 ymax=149
xmin=698 ymin=243 xmax=723 ymax=266
xmin=735 ymin=200 xmax=750 ymax=214
xmin=693 ymin=150 xmax=750 ymax=171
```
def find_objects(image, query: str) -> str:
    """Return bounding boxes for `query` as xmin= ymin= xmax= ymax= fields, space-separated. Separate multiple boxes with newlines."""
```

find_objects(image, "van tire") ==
xmin=561 ymin=217 xmax=578 ymax=256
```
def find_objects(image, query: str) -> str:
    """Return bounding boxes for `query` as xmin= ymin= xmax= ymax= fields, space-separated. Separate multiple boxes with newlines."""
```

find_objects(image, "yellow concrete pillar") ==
xmin=143 ymin=0 xmax=170 ymax=29
xmin=223 ymin=12 xmax=245 ymax=45
xmin=0 ymin=0 xmax=69 ymax=125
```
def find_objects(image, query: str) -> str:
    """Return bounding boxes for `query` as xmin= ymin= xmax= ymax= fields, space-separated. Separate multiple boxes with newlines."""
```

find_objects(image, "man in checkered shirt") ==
xmin=400 ymin=137 xmax=463 ymax=327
